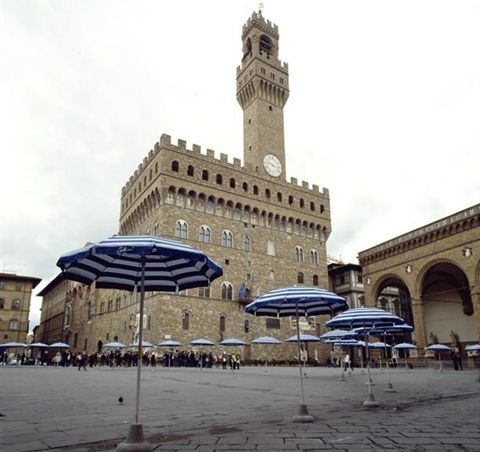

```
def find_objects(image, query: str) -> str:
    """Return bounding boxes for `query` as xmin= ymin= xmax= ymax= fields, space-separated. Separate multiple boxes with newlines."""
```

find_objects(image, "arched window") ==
xmin=0 ymin=298 xmax=4 ymax=309
xmin=187 ymin=165 xmax=194 ymax=176
xmin=230 ymin=178 xmax=236 ymax=188
xmin=202 ymin=170 xmax=209 ymax=181
xmin=216 ymin=174 xmax=223 ymax=184
xmin=198 ymin=225 xmax=211 ymax=244
xmin=300 ymin=198 xmax=305 ymax=208
xmin=219 ymin=315 xmax=226 ymax=332
xmin=265 ymin=188 xmax=271 ymax=199
xmin=242 ymin=235 xmax=250 ymax=252
xmin=310 ymin=249 xmax=318 ymax=265
xmin=310 ymin=201 xmax=315 ymax=211
xmin=9 ymin=319 xmax=19 ymax=331
xmin=221 ymin=230 xmax=233 ymax=247
xmin=175 ymin=220 xmax=188 ymax=239
xmin=11 ymin=300 xmax=21 ymax=310
xmin=253 ymin=185 xmax=259 ymax=195
xmin=295 ymin=246 xmax=304 ymax=262
xmin=297 ymin=272 xmax=304 ymax=284
xmin=182 ymin=312 xmax=190 ymax=330
xmin=320 ymin=204 xmax=325 ymax=214
xmin=312 ymin=274 xmax=319 ymax=286
xmin=221 ymin=282 xmax=233 ymax=300
xmin=242 ymin=182 xmax=248 ymax=192
xmin=277 ymin=192 xmax=282 ymax=202
xmin=171 ymin=161 xmax=179 ymax=172
xmin=288 ymin=195 xmax=294 ymax=205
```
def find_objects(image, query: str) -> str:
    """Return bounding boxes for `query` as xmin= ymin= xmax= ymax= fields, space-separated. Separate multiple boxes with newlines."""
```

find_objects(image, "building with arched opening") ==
xmin=359 ymin=204 xmax=480 ymax=356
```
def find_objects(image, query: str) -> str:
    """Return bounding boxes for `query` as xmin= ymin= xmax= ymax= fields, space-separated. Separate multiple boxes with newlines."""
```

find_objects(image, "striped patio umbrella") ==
xmin=326 ymin=307 xmax=407 ymax=406
xmin=245 ymin=286 xmax=347 ymax=423
xmin=393 ymin=342 xmax=417 ymax=370
xmin=320 ymin=329 xmax=353 ymax=341
xmin=103 ymin=341 xmax=126 ymax=349
xmin=49 ymin=342 xmax=70 ymax=348
xmin=158 ymin=340 xmax=181 ymax=347
xmin=251 ymin=336 xmax=281 ymax=345
xmin=465 ymin=344 xmax=480 ymax=351
xmin=251 ymin=337 xmax=281 ymax=372
xmin=286 ymin=333 xmax=321 ymax=342
xmin=57 ymin=235 xmax=223 ymax=451
xmin=219 ymin=338 xmax=247 ymax=346
xmin=190 ymin=338 xmax=215 ymax=346
xmin=426 ymin=344 xmax=452 ymax=372
xmin=0 ymin=342 xmax=26 ymax=348
xmin=28 ymin=342 xmax=49 ymax=348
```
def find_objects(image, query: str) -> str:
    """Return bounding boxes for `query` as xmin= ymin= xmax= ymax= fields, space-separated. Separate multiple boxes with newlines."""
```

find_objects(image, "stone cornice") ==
xmin=358 ymin=204 xmax=480 ymax=266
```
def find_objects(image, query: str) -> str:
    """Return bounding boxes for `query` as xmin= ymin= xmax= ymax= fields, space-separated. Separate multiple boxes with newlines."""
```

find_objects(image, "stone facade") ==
xmin=38 ymin=12 xmax=334 ymax=363
xmin=359 ymin=204 xmax=480 ymax=354
xmin=0 ymin=273 xmax=41 ymax=343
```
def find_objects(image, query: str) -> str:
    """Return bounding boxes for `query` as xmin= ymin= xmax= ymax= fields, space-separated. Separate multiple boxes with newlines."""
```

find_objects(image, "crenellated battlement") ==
xmin=121 ymin=134 xmax=329 ymax=198
xmin=242 ymin=11 xmax=279 ymax=40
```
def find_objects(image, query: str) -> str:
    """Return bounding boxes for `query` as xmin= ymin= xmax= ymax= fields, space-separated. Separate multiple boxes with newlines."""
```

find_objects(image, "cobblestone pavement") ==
xmin=1 ymin=365 xmax=479 ymax=451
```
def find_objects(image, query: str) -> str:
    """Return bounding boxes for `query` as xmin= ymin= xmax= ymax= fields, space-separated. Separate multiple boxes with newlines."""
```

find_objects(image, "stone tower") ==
xmin=236 ymin=11 xmax=289 ymax=180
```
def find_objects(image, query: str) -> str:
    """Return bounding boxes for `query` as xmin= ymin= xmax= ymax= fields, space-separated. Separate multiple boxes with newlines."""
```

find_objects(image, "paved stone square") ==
xmin=1 ymin=364 xmax=479 ymax=451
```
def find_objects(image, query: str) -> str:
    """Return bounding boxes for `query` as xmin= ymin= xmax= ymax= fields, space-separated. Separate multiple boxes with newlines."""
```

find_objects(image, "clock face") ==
xmin=263 ymin=154 xmax=282 ymax=177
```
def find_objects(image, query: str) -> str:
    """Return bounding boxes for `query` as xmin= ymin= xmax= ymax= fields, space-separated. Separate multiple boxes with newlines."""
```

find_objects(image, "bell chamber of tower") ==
xmin=236 ymin=11 xmax=289 ymax=180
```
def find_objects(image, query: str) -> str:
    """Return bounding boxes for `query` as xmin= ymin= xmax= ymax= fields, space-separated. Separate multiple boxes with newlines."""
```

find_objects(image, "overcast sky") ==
xmin=1 ymin=0 xmax=479 ymax=331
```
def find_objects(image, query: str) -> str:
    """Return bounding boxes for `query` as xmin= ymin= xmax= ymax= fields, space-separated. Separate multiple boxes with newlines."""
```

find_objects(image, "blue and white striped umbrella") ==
xmin=324 ymin=338 xmax=360 ymax=346
xmin=393 ymin=342 xmax=417 ymax=350
xmin=219 ymin=338 xmax=247 ymax=346
xmin=190 ymin=338 xmax=215 ymax=346
xmin=129 ymin=341 xmax=154 ymax=348
xmin=286 ymin=333 xmax=321 ymax=343
xmin=57 ymin=235 xmax=223 ymax=433
xmin=28 ymin=342 xmax=49 ymax=348
xmin=369 ymin=341 xmax=391 ymax=349
xmin=427 ymin=344 xmax=451 ymax=352
xmin=326 ymin=307 xmax=405 ymax=329
xmin=320 ymin=329 xmax=354 ymax=341
xmin=57 ymin=235 xmax=223 ymax=292
xmin=465 ymin=344 xmax=480 ymax=351
xmin=353 ymin=324 xmax=414 ymax=337
xmin=0 ymin=341 xmax=26 ymax=348
xmin=245 ymin=286 xmax=347 ymax=317
xmin=158 ymin=340 xmax=181 ymax=347
xmin=251 ymin=336 xmax=282 ymax=345
xmin=103 ymin=341 xmax=126 ymax=349
xmin=245 ymin=287 xmax=347 ymax=421
xmin=49 ymin=342 xmax=70 ymax=348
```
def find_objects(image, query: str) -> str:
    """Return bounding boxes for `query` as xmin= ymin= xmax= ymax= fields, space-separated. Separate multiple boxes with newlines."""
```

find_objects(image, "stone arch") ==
xmin=416 ymin=259 xmax=475 ymax=345
xmin=372 ymin=273 xmax=414 ymax=328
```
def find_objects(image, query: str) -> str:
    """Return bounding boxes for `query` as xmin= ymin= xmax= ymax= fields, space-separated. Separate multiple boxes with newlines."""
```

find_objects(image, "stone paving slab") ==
xmin=0 ymin=365 xmax=479 ymax=451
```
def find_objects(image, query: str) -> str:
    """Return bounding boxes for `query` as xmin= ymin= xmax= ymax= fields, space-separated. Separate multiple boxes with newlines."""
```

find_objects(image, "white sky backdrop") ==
xmin=1 ymin=0 xmax=479 ymax=331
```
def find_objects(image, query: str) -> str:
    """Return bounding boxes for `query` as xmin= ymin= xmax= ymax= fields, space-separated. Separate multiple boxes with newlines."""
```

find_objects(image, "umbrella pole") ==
xmin=384 ymin=333 xmax=395 ymax=393
xmin=135 ymin=262 xmax=146 ymax=425
xmin=117 ymin=259 xmax=152 ymax=452
xmin=363 ymin=331 xmax=380 ymax=407
xmin=292 ymin=303 xmax=313 ymax=423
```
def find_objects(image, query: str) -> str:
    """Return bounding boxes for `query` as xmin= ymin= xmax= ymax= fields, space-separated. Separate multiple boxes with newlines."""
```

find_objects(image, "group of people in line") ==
xmin=0 ymin=349 xmax=243 ymax=370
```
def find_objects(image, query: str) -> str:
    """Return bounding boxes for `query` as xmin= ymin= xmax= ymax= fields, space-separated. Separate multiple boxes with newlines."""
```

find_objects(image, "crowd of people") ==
xmin=0 ymin=348 xmax=244 ymax=370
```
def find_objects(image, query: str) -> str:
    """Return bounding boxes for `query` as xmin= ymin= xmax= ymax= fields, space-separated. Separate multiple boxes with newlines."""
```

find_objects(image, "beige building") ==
xmin=359 ymin=204 xmax=480 ymax=354
xmin=0 ymin=272 xmax=41 ymax=343
xmin=38 ymin=12 xmax=333 ymax=361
